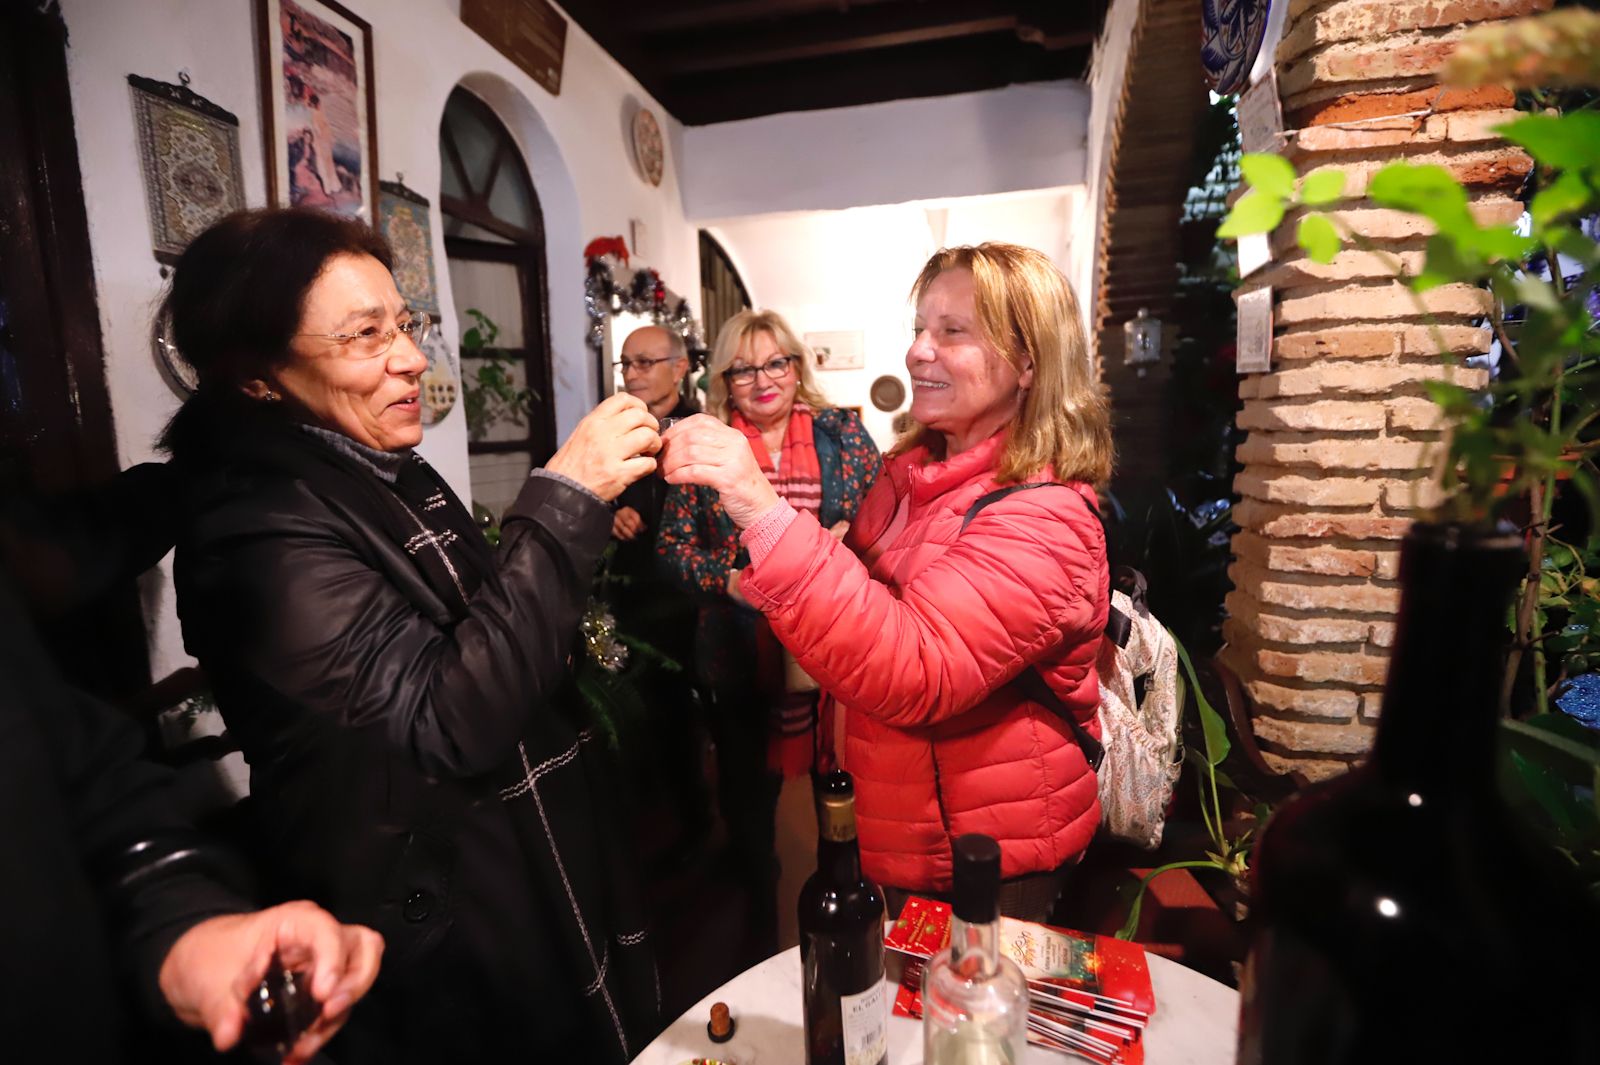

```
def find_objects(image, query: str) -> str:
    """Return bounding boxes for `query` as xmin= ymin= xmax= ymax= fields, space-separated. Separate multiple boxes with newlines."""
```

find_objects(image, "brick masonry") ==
xmin=1223 ymin=0 xmax=1544 ymax=781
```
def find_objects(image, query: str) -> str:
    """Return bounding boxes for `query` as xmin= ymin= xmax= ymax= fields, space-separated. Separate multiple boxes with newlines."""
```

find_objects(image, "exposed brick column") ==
xmin=1221 ymin=0 xmax=1547 ymax=781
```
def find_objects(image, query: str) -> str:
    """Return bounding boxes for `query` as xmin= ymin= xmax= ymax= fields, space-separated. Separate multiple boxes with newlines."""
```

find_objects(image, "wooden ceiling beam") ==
xmin=661 ymin=17 xmax=1021 ymax=74
xmin=630 ymin=0 xmax=904 ymax=35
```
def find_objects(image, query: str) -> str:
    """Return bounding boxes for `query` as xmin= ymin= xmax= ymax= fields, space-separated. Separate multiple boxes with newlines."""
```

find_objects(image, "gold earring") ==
xmin=264 ymin=389 xmax=281 ymax=402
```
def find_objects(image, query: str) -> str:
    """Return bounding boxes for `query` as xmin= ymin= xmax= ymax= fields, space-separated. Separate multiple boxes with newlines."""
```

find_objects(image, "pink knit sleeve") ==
xmin=740 ymin=500 xmax=798 ymax=565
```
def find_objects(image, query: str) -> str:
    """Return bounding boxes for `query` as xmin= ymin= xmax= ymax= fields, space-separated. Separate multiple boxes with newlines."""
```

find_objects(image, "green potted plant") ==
xmin=1215 ymin=6 xmax=1600 ymax=902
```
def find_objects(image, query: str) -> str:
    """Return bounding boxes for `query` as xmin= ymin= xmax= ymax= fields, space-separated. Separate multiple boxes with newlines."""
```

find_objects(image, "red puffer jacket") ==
xmin=740 ymin=432 xmax=1108 ymax=891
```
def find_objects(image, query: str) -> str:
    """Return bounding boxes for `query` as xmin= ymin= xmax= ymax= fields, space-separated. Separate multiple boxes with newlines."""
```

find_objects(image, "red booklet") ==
xmin=884 ymin=897 xmax=1156 ymax=1064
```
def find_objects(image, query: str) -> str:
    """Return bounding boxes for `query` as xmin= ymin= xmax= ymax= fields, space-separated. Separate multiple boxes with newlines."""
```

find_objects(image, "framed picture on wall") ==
xmin=256 ymin=0 xmax=378 ymax=221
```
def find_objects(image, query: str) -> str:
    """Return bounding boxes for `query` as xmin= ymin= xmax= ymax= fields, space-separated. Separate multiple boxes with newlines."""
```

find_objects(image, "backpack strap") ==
xmin=962 ymin=483 xmax=1131 ymax=648
xmin=960 ymin=481 xmax=1115 ymax=772
xmin=1013 ymin=665 xmax=1106 ymax=772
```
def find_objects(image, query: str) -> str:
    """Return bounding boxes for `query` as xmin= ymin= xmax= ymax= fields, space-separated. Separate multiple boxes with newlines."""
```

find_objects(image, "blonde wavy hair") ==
xmin=705 ymin=308 xmax=832 ymax=424
xmin=894 ymin=243 xmax=1113 ymax=485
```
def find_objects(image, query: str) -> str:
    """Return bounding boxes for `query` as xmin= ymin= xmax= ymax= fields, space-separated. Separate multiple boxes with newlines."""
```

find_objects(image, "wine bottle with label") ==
xmin=1236 ymin=523 xmax=1600 ymax=1063
xmin=799 ymin=771 xmax=887 ymax=1065
xmin=922 ymin=834 xmax=1029 ymax=1065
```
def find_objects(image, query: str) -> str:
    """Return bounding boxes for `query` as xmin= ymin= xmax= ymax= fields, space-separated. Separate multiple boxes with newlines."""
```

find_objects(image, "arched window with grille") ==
xmin=439 ymin=87 xmax=554 ymax=522
xmin=698 ymin=230 xmax=751 ymax=350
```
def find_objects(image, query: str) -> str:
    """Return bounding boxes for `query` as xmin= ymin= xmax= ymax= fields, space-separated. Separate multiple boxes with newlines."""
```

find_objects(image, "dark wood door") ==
xmin=0 ymin=3 xmax=150 ymax=698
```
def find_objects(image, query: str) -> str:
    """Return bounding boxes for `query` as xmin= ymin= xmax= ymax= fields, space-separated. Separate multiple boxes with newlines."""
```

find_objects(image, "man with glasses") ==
xmin=611 ymin=326 xmax=712 ymax=867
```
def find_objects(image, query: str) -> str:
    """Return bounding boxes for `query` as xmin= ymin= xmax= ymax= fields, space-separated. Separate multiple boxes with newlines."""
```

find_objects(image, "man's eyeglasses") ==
xmin=297 ymin=312 xmax=435 ymax=360
xmin=613 ymin=355 xmax=677 ymax=375
xmin=723 ymin=355 xmax=798 ymax=386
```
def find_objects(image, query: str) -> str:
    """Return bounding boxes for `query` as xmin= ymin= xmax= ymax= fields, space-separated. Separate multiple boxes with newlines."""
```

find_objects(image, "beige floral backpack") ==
xmin=964 ymin=484 xmax=1186 ymax=851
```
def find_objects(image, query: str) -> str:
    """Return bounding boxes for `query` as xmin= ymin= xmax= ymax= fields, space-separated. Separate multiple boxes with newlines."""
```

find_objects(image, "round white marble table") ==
xmin=631 ymin=946 xmax=1238 ymax=1065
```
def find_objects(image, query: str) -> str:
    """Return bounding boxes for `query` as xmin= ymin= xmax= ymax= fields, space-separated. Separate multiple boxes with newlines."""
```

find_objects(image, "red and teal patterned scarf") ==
xmin=732 ymin=403 xmax=823 ymax=516
xmin=732 ymin=402 xmax=825 ymax=776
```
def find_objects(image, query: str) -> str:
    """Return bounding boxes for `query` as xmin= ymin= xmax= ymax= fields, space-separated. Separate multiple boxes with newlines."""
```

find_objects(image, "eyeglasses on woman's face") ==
xmin=723 ymin=354 xmax=798 ymax=387
xmin=296 ymin=311 xmax=435 ymax=360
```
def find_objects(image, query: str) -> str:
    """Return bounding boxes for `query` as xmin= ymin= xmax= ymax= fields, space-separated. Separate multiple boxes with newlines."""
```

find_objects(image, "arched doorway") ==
xmin=698 ymin=230 xmax=751 ymax=349
xmin=438 ymin=86 xmax=555 ymax=521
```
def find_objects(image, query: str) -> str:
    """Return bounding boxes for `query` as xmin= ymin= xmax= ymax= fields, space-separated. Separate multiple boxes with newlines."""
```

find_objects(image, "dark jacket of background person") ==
xmin=166 ymin=396 xmax=658 ymax=1064
xmin=611 ymin=394 xmax=702 ymax=669
xmin=612 ymin=393 xmax=700 ymax=595
xmin=0 ymin=571 xmax=249 ymax=1062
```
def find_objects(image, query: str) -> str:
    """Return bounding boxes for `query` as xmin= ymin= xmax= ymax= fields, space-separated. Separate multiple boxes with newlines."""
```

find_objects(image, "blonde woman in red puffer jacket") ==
xmin=659 ymin=243 xmax=1113 ymax=921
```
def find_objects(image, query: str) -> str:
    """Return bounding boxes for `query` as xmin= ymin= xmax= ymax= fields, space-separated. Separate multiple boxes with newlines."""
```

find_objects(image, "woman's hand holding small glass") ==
xmin=546 ymin=393 xmax=661 ymax=502
xmin=658 ymin=415 xmax=781 ymax=529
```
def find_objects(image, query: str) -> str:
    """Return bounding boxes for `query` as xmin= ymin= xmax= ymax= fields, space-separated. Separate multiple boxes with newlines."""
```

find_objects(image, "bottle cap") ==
xmin=951 ymin=834 xmax=1002 ymax=923
xmin=707 ymin=1001 xmax=734 ymax=1043
xmin=815 ymin=771 xmax=858 ymax=843
xmin=817 ymin=770 xmax=853 ymax=801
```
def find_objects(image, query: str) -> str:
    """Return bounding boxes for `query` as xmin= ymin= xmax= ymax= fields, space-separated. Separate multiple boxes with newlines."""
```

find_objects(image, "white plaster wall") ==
xmin=707 ymin=188 xmax=1083 ymax=449
xmin=683 ymin=81 xmax=1089 ymax=220
xmin=59 ymin=0 xmax=700 ymax=677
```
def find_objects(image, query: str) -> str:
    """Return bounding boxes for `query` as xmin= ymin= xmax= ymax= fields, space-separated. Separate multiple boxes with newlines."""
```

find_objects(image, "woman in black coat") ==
xmin=161 ymin=208 xmax=660 ymax=1063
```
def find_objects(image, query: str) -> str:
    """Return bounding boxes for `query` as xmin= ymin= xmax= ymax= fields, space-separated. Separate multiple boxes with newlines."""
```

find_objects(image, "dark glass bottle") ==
xmin=799 ymin=771 xmax=887 ymax=1065
xmin=1236 ymin=523 xmax=1600 ymax=1064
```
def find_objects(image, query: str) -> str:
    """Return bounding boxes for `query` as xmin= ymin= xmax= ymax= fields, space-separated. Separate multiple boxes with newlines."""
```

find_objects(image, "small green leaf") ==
xmin=1515 ymin=276 xmax=1562 ymax=313
xmin=1172 ymin=632 xmax=1231 ymax=767
xmin=1217 ymin=190 xmax=1286 ymax=238
xmin=1530 ymin=170 xmax=1596 ymax=231
xmin=1297 ymin=214 xmax=1342 ymax=263
xmin=1369 ymin=163 xmax=1475 ymax=236
xmin=1552 ymin=226 xmax=1600 ymax=268
xmin=1414 ymin=233 xmax=1487 ymax=291
xmin=1508 ymin=749 xmax=1582 ymax=838
xmin=1423 ymin=379 xmax=1474 ymax=415
xmin=1463 ymin=225 xmax=1538 ymax=263
xmin=1499 ymin=112 xmax=1600 ymax=172
xmin=1299 ymin=169 xmax=1346 ymax=205
xmin=1240 ymin=153 xmax=1298 ymax=198
xmin=1503 ymin=716 xmax=1600 ymax=770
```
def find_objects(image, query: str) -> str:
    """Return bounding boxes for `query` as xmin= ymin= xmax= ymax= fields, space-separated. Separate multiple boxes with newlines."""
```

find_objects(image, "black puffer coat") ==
xmin=167 ymin=396 xmax=658 ymax=1064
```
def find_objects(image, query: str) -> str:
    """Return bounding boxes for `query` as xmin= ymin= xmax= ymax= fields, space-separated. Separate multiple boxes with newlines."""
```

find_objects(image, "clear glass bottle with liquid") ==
xmin=922 ymin=834 xmax=1029 ymax=1065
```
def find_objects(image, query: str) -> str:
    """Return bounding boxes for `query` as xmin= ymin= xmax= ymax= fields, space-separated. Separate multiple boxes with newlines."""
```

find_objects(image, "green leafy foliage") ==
xmin=1499 ymin=111 xmax=1600 ymax=172
xmin=1216 ymin=189 xmax=1285 ymax=238
xmin=1117 ymin=633 xmax=1258 ymax=940
xmin=1368 ymin=164 xmax=1476 ymax=233
xmin=1296 ymin=214 xmax=1342 ymax=264
xmin=1239 ymin=153 xmax=1297 ymax=199
xmin=1219 ymin=70 xmax=1600 ymax=898
xmin=460 ymin=308 xmax=537 ymax=440
xmin=1530 ymin=170 xmax=1596 ymax=230
xmin=1299 ymin=169 xmax=1346 ymax=206
xmin=1499 ymin=714 xmax=1600 ymax=903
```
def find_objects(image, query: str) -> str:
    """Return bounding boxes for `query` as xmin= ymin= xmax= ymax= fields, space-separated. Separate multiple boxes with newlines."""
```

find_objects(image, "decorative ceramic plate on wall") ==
xmin=870 ymin=375 xmax=907 ymax=412
xmin=420 ymin=330 xmax=460 ymax=427
xmin=1201 ymin=0 xmax=1272 ymax=96
xmin=152 ymin=305 xmax=199 ymax=396
xmin=632 ymin=107 xmax=664 ymax=187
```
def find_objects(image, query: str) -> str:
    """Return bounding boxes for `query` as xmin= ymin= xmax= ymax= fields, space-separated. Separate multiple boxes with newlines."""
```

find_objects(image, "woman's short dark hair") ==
xmin=157 ymin=207 xmax=393 ymax=392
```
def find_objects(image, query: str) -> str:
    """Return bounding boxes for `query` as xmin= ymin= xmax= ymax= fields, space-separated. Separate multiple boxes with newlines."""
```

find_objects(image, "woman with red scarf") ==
xmin=656 ymin=310 xmax=878 ymax=951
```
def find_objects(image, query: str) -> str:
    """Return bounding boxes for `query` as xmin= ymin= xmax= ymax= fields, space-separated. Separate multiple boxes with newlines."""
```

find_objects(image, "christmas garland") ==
xmin=584 ymin=247 xmax=706 ymax=371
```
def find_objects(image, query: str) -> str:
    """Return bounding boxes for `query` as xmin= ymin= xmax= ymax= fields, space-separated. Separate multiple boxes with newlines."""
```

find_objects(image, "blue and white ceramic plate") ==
xmin=1202 ymin=0 xmax=1273 ymax=95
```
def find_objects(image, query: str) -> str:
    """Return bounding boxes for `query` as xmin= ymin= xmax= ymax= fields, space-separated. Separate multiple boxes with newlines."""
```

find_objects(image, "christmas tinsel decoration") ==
xmin=585 ymin=252 xmax=707 ymax=373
